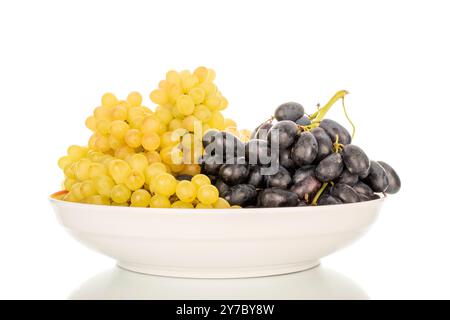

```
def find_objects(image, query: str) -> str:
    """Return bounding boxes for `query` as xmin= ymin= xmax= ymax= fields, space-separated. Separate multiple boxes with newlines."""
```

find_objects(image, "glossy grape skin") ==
xmin=310 ymin=127 xmax=333 ymax=162
xmin=353 ymin=181 xmax=374 ymax=199
xmin=247 ymin=165 xmax=266 ymax=188
xmin=274 ymin=102 xmax=304 ymax=121
xmin=215 ymin=179 xmax=230 ymax=197
xmin=319 ymin=119 xmax=352 ymax=145
xmin=378 ymin=161 xmax=401 ymax=194
xmin=266 ymin=166 xmax=292 ymax=189
xmin=252 ymin=122 xmax=273 ymax=140
xmin=223 ymin=184 xmax=257 ymax=206
xmin=337 ymin=169 xmax=359 ymax=186
xmin=258 ymin=188 xmax=299 ymax=207
xmin=292 ymin=165 xmax=316 ymax=184
xmin=291 ymin=132 xmax=318 ymax=166
xmin=363 ymin=161 xmax=389 ymax=192
xmin=290 ymin=175 xmax=321 ymax=201
xmin=207 ymin=174 xmax=218 ymax=185
xmin=245 ymin=139 xmax=271 ymax=165
xmin=202 ymin=129 xmax=221 ymax=148
xmin=295 ymin=115 xmax=312 ymax=126
xmin=199 ymin=154 xmax=222 ymax=175
xmin=315 ymin=153 xmax=344 ymax=182
xmin=176 ymin=174 xmax=192 ymax=181
xmin=222 ymin=131 xmax=245 ymax=159
xmin=219 ymin=162 xmax=249 ymax=185
xmin=342 ymin=145 xmax=370 ymax=177
xmin=279 ymin=148 xmax=295 ymax=172
xmin=318 ymin=194 xmax=343 ymax=206
xmin=267 ymin=120 xmax=298 ymax=148
xmin=331 ymin=183 xmax=360 ymax=203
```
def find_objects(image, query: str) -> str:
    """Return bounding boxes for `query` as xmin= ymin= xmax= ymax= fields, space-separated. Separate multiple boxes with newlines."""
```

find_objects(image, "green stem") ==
xmin=341 ymin=97 xmax=356 ymax=138
xmin=309 ymin=90 xmax=350 ymax=127
xmin=311 ymin=182 xmax=329 ymax=206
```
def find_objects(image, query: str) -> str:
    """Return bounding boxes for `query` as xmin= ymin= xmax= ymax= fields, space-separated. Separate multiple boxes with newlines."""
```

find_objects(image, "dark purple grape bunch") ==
xmin=199 ymin=92 xmax=401 ymax=208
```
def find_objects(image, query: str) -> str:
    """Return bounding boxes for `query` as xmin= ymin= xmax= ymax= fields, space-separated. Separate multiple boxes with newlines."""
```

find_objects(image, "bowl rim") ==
xmin=49 ymin=192 xmax=385 ymax=216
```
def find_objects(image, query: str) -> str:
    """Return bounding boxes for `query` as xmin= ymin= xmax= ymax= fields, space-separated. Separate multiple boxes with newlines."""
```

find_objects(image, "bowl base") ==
xmin=117 ymin=260 xmax=321 ymax=279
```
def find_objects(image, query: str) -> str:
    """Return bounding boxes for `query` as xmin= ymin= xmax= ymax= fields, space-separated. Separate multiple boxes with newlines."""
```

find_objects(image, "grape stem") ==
xmin=298 ymin=90 xmax=349 ymax=132
xmin=311 ymin=182 xmax=329 ymax=206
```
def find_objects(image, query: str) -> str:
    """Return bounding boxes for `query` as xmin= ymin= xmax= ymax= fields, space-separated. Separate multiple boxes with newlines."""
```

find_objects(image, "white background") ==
xmin=1 ymin=0 xmax=449 ymax=299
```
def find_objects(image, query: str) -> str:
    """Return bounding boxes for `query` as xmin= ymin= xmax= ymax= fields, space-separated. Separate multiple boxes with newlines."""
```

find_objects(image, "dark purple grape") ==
xmin=199 ymin=154 xmax=222 ymax=175
xmin=353 ymin=181 xmax=374 ymax=198
xmin=215 ymin=179 xmax=230 ymax=197
xmin=290 ymin=175 xmax=321 ymax=201
xmin=258 ymin=188 xmax=299 ymax=207
xmin=207 ymin=175 xmax=218 ymax=185
xmin=266 ymin=166 xmax=292 ymax=189
xmin=331 ymin=183 xmax=360 ymax=203
xmin=222 ymin=131 xmax=245 ymax=159
xmin=319 ymin=119 xmax=352 ymax=145
xmin=247 ymin=165 xmax=265 ymax=188
xmin=378 ymin=161 xmax=401 ymax=194
xmin=295 ymin=115 xmax=311 ymax=126
xmin=245 ymin=139 xmax=271 ymax=165
xmin=279 ymin=148 xmax=295 ymax=172
xmin=267 ymin=120 xmax=298 ymax=148
xmin=337 ymin=169 xmax=359 ymax=186
xmin=342 ymin=145 xmax=370 ymax=177
xmin=275 ymin=102 xmax=304 ymax=121
xmin=223 ymin=184 xmax=257 ymax=207
xmin=318 ymin=194 xmax=343 ymax=206
xmin=219 ymin=162 xmax=249 ymax=185
xmin=291 ymin=132 xmax=318 ymax=166
xmin=315 ymin=153 xmax=344 ymax=182
xmin=311 ymin=127 xmax=333 ymax=162
xmin=292 ymin=165 xmax=316 ymax=184
xmin=176 ymin=174 xmax=192 ymax=181
xmin=297 ymin=200 xmax=308 ymax=206
xmin=363 ymin=161 xmax=389 ymax=193
xmin=202 ymin=129 xmax=221 ymax=148
xmin=252 ymin=122 xmax=273 ymax=140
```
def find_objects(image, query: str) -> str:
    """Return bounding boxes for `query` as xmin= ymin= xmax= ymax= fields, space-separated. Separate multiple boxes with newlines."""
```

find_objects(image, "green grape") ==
xmin=214 ymin=197 xmax=231 ymax=208
xmin=126 ymin=91 xmax=142 ymax=107
xmin=131 ymin=189 xmax=151 ymax=207
xmin=153 ymin=173 xmax=177 ymax=196
xmin=189 ymin=87 xmax=206 ymax=105
xmin=124 ymin=129 xmax=142 ymax=148
xmin=176 ymin=180 xmax=196 ymax=203
xmin=191 ymin=174 xmax=211 ymax=189
xmin=142 ymin=132 xmax=160 ymax=151
xmin=149 ymin=194 xmax=171 ymax=208
xmin=171 ymin=201 xmax=194 ymax=208
xmin=110 ymin=184 xmax=131 ymax=204
xmin=71 ymin=182 xmax=84 ymax=201
xmin=144 ymin=162 xmax=167 ymax=184
xmin=101 ymin=92 xmax=118 ymax=107
xmin=86 ymin=195 xmax=111 ymax=205
xmin=75 ymin=159 xmax=91 ymax=181
xmin=58 ymin=156 xmax=74 ymax=169
xmin=125 ymin=170 xmax=145 ymax=191
xmin=88 ymin=163 xmax=108 ymax=179
xmin=176 ymin=95 xmax=195 ymax=115
xmin=197 ymin=185 xmax=219 ymax=205
xmin=67 ymin=145 xmax=88 ymax=160
xmin=93 ymin=175 xmax=115 ymax=197
xmin=155 ymin=106 xmax=173 ymax=124
xmin=80 ymin=180 xmax=97 ymax=197
xmin=127 ymin=153 xmax=148 ymax=173
xmin=193 ymin=104 xmax=212 ymax=122
xmin=108 ymin=159 xmax=131 ymax=184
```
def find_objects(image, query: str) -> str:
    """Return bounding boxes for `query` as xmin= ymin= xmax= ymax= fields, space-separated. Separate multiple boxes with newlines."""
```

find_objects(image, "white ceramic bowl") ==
xmin=50 ymin=197 xmax=384 ymax=278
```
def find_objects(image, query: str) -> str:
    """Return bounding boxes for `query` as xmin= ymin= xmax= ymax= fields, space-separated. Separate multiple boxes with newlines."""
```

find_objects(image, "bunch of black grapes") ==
xmin=199 ymin=102 xmax=401 ymax=208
